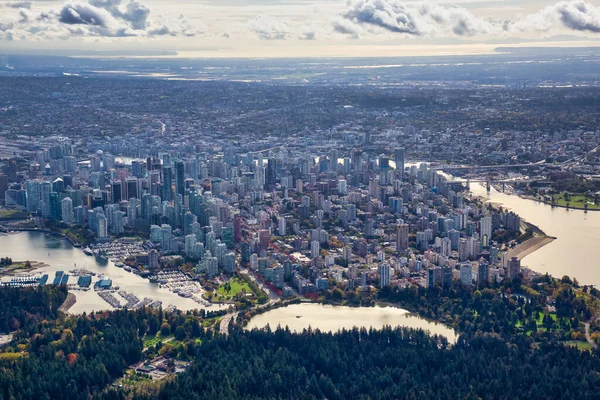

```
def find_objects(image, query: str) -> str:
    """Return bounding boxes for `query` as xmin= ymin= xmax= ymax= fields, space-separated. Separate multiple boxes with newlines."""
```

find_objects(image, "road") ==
xmin=219 ymin=311 xmax=238 ymax=335
xmin=584 ymin=323 xmax=598 ymax=350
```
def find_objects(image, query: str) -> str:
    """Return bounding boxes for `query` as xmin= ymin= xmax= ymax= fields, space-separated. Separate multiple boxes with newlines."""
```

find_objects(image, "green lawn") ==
xmin=143 ymin=332 xmax=173 ymax=348
xmin=551 ymin=193 xmax=600 ymax=210
xmin=0 ymin=209 xmax=30 ymax=220
xmin=215 ymin=278 xmax=252 ymax=300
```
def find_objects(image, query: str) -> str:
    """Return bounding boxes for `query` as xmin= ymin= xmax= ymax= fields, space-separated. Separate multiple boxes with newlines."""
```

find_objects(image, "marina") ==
xmin=0 ymin=231 xmax=226 ymax=314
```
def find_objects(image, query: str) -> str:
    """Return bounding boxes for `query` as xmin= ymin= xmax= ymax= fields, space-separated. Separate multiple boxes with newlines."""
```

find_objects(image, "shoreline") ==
xmin=58 ymin=293 xmax=77 ymax=314
xmin=0 ymin=227 xmax=82 ymax=247
xmin=475 ymin=194 xmax=556 ymax=261
xmin=505 ymin=236 xmax=555 ymax=261
xmin=520 ymin=194 xmax=600 ymax=212
xmin=0 ymin=261 xmax=50 ymax=277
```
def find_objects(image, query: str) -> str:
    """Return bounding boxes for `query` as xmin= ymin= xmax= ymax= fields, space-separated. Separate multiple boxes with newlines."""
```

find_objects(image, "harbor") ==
xmin=0 ymin=231 xmax=226 ymax=314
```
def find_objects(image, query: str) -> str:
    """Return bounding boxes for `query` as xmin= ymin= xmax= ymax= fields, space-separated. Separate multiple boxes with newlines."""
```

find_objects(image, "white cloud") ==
xmin=338 ymin=0 xmax=508 ymax=37
xmin=337 ymin=0 xmax=600 ymax=38
xmin=248 ymin=15 xmax=291 ymax=40
xmin=516 ymin=1 xmax=600 ymax=33
xmin=0 ymin=0 xmax=205 ymax=40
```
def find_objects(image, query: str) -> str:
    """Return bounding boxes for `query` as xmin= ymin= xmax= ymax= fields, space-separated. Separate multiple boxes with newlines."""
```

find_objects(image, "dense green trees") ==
xmin=0 ymin=286 xmax=67 ymax=334
xmin=2 ymin=283 xmax=600 ymax=400
xmin=141 ymin=326 xmax=600 ymax=400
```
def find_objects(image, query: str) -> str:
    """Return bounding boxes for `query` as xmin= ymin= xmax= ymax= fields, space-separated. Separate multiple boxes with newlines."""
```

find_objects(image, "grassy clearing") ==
xmin=0 ymin=209 xmax=30 ymax=220
xmin=215 ymin=277 xmax=252 ymax=300
xmin=143 ymin=333 xmax=173 ymax=348
xmin=564 ymin=341 xmax=594 ymax=351
xmin=551 ymin=193 xmax=600 ymax=210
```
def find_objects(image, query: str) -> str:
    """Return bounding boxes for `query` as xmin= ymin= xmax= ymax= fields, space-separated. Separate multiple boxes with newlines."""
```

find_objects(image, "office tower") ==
xmin=0 ymin=174 xmax=8 ymax=204
xmin=97 ymin=214 xmax=108 ymax=239
xmin=337 ymin=179 xmax=347 ymax=195
xmin=265 ymin=158 xmax=276 ymax=190
xmin=161 ymin=224 xmax=173 ymax=253
xmin=131 ymin=160 xmax=143 ymax=178
xmin=162 ymin=165 xmax=172 ymax=201
xmin=478 ymin=261 xmax=489 ymax=286
xmin=175 ymin=160 xmax=185 ymax=197
xmin=234 ymin=214 xmax=242 ymax=243
xmin=113 ymin=211 xmax=125 ymax=234
xmin=61 ymin=197 xmax=74 ymax=224
xmin=449 ymin=229 xmax=460 ymax=250
xmin=365 ymin=219 xmax=374 ymax=237
xmin=480 ymin=216 xmax=492 ymax=247
xmin=278 ymin=215 xmax=287 ymax=236
xmin=396 ymin=223 xmax=409 ymax=252
xmin=442 ymin=266 xmax=453 ymax=289
xmin=110 ymin=180 xmax=122 ymax=204
xmin=458 ymin=238 xmax=468 ymax=262
xmin=394 ymin=148 xmax=405 ymax=179
xmin=460 ymin=263 xmax=473 ymax=286
xmin=25 ymin=180 xmax=40 ymax=212
xmin=184 ymin=211 xmax=197 ymax=235
xmin=125 ymin=177 xmax=138 ymax=200
xmin=148 ymin=249 xmax=160 ymax=269
xmin=258 ymin=229 xmax=270 ymax=251
xmin=508 ymin=257 xmax=521 ymax=279
xmin=311 ymin=240 xmax=320 ymax=259
xmin=379 ymin=263 xmax=391 ymax=288
xmin=223 ymin=252 xmax=236 ymax=274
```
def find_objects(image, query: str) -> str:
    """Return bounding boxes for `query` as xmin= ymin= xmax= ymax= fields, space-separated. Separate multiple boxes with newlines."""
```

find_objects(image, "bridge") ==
xmin=446 ymin=178 xmax=546 ymax=184
xmin=431 ymin=160 xmax=546 ymax=172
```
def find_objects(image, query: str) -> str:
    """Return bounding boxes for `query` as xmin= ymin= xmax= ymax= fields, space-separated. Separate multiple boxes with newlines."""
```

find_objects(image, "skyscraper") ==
xmin=396 ymin=223 xmax=409 ymax=252
xmin=0 ymin=174 xmax=8 ymax=204
xmin=379 ymin=263 xmax=391 ymax=288
xmin=110 ymin=180 xmax=122 ymax=204
xmin=25 ymin=180 xmax=40 ymax=212
xmin=508 ymin=257 xmax=521 ymax=279
xmin=175 ymin=160 xmax=185 ymax=197
xmin=161 ymin=165 xmax=172 ymax=201
xmin=61 ymin=197 xmax=74 ymax=224
xmin=480 ymin=216 xmax=492 ymax=247
xmin=394 ymin=148 xmax=405 ymax=180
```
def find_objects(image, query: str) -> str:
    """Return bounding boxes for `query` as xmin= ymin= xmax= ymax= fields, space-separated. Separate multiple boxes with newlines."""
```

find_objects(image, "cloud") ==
xmin=517 ymin=1 xmax=600 ymax=33
xmin=59 ymin=3 xmax=116 ymax=27
xmin=299 ymin=30 xmax=316 ymax=40
xmin=0 ymin=0 xmax=204 ymax=39
xmin=248 ymin=15 xmax=291 ymax=40
xmin=4 ymin=1 xmax=32 ymax=9
xmin=332 ymin=18 xmax=362 ymax=38
xmin=343 ymin=0 xmax=419 ymax=34
xmin=337 ymin=0 xmax=600 ymax=38
xmin=338 ymin=0 xmax=505 ymax=37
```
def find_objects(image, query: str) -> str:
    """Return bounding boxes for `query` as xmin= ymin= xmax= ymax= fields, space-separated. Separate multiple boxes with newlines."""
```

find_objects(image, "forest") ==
xmin=141 ymin=327 xmax=600 ymax=400
xmin=1 ymin=280 xmax=599 ymax=399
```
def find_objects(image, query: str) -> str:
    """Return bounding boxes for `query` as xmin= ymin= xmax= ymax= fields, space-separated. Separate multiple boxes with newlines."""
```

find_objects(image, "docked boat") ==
xmin=123 ymin=266 xmax=132 ymax=272
xmin=83 ymin=247 xmax=93 ymax=256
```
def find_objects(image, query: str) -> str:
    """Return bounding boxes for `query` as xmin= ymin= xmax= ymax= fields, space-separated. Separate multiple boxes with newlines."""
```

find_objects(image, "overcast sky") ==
xmin=1 ymin=0 xmax=600 ymax=57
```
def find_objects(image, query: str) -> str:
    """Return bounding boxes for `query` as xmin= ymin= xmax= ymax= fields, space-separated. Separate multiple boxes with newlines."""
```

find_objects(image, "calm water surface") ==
xmin=246 ymin=303 xmax=458 ymax=343
xmin=470 ymin=183 xmax=600 ymax=286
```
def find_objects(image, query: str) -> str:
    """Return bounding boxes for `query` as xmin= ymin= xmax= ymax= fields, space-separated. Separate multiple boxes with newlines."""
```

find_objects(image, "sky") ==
xmin=0 ymin=0 xmax=600 ymax=57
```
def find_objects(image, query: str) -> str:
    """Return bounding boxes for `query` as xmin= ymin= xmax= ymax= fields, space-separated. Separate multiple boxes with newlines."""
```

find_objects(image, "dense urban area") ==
xmin=2 ymin=54 xmax=600 ymax=399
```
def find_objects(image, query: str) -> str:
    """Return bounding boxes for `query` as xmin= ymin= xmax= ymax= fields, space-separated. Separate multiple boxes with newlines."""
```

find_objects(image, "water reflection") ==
xmin=246 ymin=303 xmax=458 ymax=343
